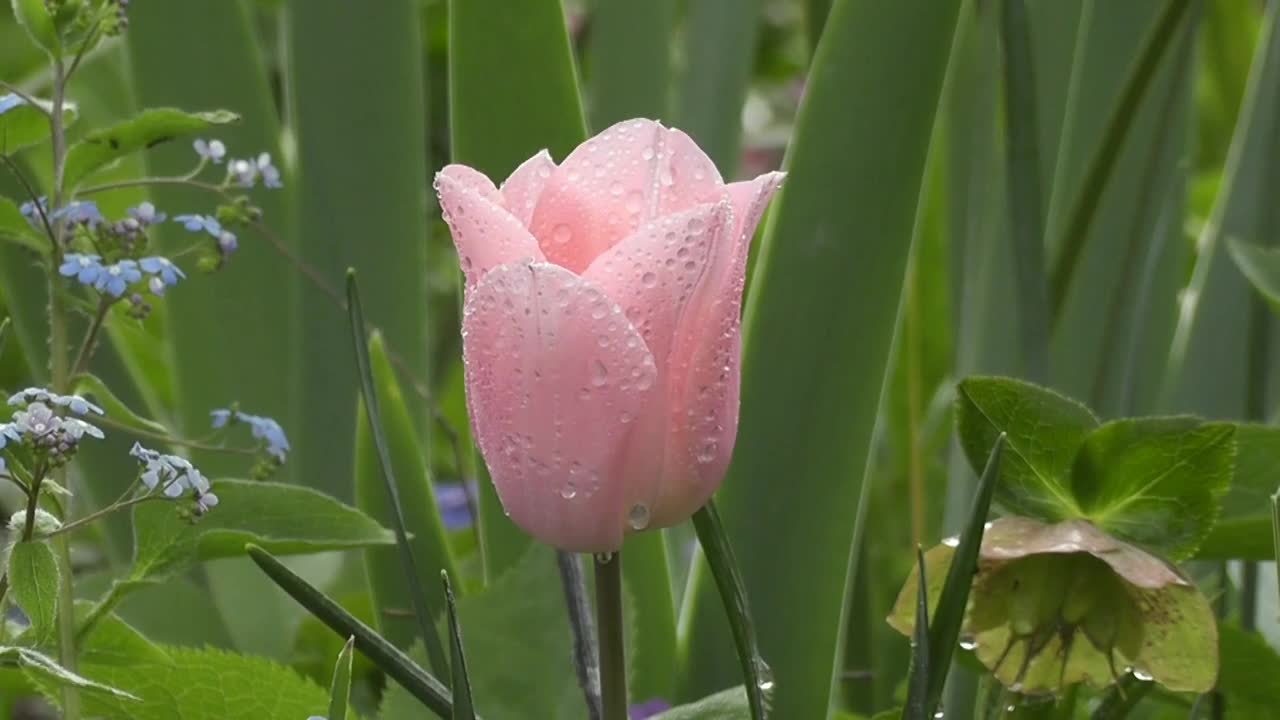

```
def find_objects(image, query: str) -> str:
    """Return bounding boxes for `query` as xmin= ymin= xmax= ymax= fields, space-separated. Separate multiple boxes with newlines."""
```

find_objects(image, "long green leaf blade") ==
xmin=246 ymin=544 xmax=455 ymax=717
xmin=447 ymin=0 xmax=588 ymax=582
xmin=347 ymin=272 xmax=448 ymax=678
xmin=441 ymin=571 xmax=476 ymax=720
xmin=1047 ymin=0 xmax=1193 ymax=320
xmin=902 ymin=549 xmax=930 ymax=720
xmin=587 ymin=0 xmax=675 ymax=127
xmin=925 ymin=434 xmax=1004 ymax=714
xmin=677 ymin=2 xmax=960 ymax=716
xmin=285 ymin=0 xmax=431 ymax=501
xmin=690 ymin=500 xmax=769 ymax=720
xmin=356 ymin=332 xmax=460 ymax=651
xmin=327 ymin=637 xmax=355 ymax=720
xmin=1000 ymin=0 xmax=1050 ymax=382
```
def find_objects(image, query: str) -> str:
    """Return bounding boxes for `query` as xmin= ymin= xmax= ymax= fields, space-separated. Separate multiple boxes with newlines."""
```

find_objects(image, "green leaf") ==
xmin=0 ymin=195 xmax=47 ymax=253
xmin=1197 ymin=424 xmax=1279 ymax=557
xmin=442 ymin=571 xmax=476 ymax=720
xmin=348 ymin=273 xmax=448 ymax=677
xmin=1228 ymin=237 xmax=1280 ymax=309
xmin=285 ymin=0 xmax=431 ymax=501
xmin=63 ymin=107 xmax=238 ymax=189
xmin=76 ymin=606 xmax=170 ymax=668
xmin=674 ymin=0 xmax=766 ymax=174
xmin=690 ymin=500 xmax=769 ymax=720
xmin=67 ymin=646 xmax=330 ymax=719
xmin=620 ymin=531 xmax=677 ymax=702
xmin=8 ymin=540 xmax=59 ymax=643
xmin=998 ymin=0 xmax=1049 ymax=382
xmin=327 ymin=636 xmax=354 ymax=720
xmin=72 ymin=372 xmax=169 ymax=436
xmin=355 ymin=332 xmax=458 ymax=653
xmin=449 ymin=544 xmax=586 ymax=719
xmin=677 ymin=3 xmax=961 ymax=717
xmin=1071 ymin=418 xmax=1235 ymax=560
xmin=8 ymin=0 xmax=58 ymax=55
xmin=0 ymin=316 xmax=8 ymax=359
xmin=129 ymin=479 xmax=394 ymax=582
xmin=653 ymin=686 xmax=761 ymax=720
xmin=586 ymin=0 xmax=675 ymax=128
xmin=247 ymin=544 xmax=455 ymax=717
xmin=378 ymin=642 xmax=432 ymax=720
xmin=1217 ymin=625 xmax=1280 ymax=716
xmin=956 ymin=376 xmax=1097 ymax=520
xmin=902 ymin=549 xmax=930 ymax=720
xmin=8 ymin=646 xmax=138 ymax=702
xmin=0 ymin=94 xmax=76 ymax=154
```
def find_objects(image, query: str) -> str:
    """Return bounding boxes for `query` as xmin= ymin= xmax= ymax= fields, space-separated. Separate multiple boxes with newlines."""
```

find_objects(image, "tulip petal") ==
xmin=461 ymin=261 xmax=658 ymax=552
xmin=652 ymin=172 xmax=784 ymax=526
xmin=501 ymin=149 xmax=557 ymax=227
xmin=436 ymin=169 xmax=545 ymax=287
xmin=529 ymin=119 xmax=723 ymax=274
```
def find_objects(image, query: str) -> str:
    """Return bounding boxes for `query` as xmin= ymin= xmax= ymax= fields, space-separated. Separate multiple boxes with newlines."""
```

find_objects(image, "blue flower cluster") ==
xmin=211 ymin=408 xmax=290 ymax=462
xmin=228 ymin=153 xmax=283 ymax=189
xmin=129 ymin=443 xmax=219 ymax=514
xmin=58 ymin=252 xmax=186 ymax=297
xmin=174 ymin=213 xmax=238 ymax=256
xmin=1 ymin=389 xmax=107 ymax=470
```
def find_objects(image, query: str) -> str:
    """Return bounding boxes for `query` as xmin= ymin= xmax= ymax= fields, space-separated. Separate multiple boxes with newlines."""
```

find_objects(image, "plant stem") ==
xmin=557 ymin=550 xmax=602 ymax=720
xmin=594 ymin=551 xmax=626 ymax=720
xmin=70 ymin=298 xmax=112 ymax=378
xmin=42 ymin=494 xmax=161 ymax=540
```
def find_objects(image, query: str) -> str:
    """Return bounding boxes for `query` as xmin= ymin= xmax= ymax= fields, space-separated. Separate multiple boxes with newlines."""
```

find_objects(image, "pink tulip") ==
xmin=436 ymin=119 xmax=784 ymax=552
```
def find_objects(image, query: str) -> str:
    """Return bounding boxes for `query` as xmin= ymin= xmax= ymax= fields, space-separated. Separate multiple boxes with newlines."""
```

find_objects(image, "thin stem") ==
xmin=22 ymin=461 xmax=47 ymax=542
xmin=0 ymin=153 xmax=57 ymax=247
xmin=42 ymin=492 xmax=158 ymax=541
xmin=92 ymin=415 xmax=257 ymax=456
xmin=0 ymin=81 xmax=50 ymax=117
xmin=557 ymin=550 xmax=602 ymax=720
xmin=594 ymin=552 xmax=626 ymax=720
xmin=70 ymin=297 xmax=112 ymax=378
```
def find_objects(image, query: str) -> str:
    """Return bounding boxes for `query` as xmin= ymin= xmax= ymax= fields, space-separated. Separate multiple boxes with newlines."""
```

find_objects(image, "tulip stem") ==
xmin=558 ymin=550 xmax=602 ymax=720
xmin=594 ymin=551 xmax=627 ymax=720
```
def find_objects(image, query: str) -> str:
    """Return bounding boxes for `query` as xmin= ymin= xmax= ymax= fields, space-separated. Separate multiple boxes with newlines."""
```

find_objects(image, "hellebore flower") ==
xmin=435 ymin=118 xmax=784 ymax=552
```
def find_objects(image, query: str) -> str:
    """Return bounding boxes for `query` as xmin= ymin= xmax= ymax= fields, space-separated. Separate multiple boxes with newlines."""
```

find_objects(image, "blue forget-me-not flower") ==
xmin=93 ymin=259 xmax=142 ymax=297
xmin=211 ymin=408 xmax=290 ymax=462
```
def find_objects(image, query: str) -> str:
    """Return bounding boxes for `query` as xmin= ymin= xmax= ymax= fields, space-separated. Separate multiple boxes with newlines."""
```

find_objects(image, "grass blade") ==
xmin=347 ymin=271 xmax=448 ymax=678
xmin=327 ymin=637 xmax=355 ymax=720
xmin=925 ymin=435 xmax=1004 ymax=714
xmin=441 ymin=572 xmax=476 ymax=720
xmin=1047 ymin=0 xmax=1193 ymax=321
xmin=246 ymin=544 xmax=455 ymax=717
xmin=690 ymin=501 xmax=769 ymax=720
xmin=1272 ymin=490 xmax=1280 ymax=607
xmin=355 ymin=332 xmax=461 ymax=651
xmin=902 ymin=548 xmax=931 ymax=720
xmin=1000 ymin=0 xmax=1050 ymax=382
xmin=677 ymin=2 xmax=960 ymax=716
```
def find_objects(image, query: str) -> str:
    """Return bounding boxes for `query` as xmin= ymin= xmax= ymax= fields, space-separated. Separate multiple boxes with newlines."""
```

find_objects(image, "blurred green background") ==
xmin=2 ymin=0 xmax=1279 ymax=718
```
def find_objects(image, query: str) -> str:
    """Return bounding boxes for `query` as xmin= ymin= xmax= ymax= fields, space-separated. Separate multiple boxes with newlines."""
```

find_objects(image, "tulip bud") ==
xmin=437 ymin=119 xmax=783 ymax=551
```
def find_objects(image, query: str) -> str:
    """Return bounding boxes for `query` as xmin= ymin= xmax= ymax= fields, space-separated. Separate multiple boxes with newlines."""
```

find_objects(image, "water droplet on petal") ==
xmin=641 ymin=271 xmax=658 ymax=288
xmin=591 ymin=359 xmax=609 ymax=387
xmin=641 ymin=147 xmax=655 ymax=161
xmin=560 ymin=482 xmax=577 ymax=500
xmin=552 ymin=224 xmax=573 ymax=244
xmin=628 ymin=503 xmax=650 ymax=530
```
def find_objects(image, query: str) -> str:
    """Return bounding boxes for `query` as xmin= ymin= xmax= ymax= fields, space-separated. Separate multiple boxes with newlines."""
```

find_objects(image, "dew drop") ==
xmin=636 ymin=373 xmax=653 ymax=391
xmin=560 ymin=482 xmax=577 ymax=500
xmin=753 ymin=656 xmax=775 ymax=692
xmin=941 ymin=535 xmax=960 ymax=548
xmin=697 ymin=440 xmax=719 ymax=464
xmin=640 ymin=147 xmax=655 ymax=161
xmin=610 ymin=181 xmax=624 ymax=197
xmin=591 ymin=359 xmax=609 ymax=387
xmin=683 ymin=260 xmax=697 ymax=271
xmin=627 ymin=503 xmax=651 ymax=530
xmin=552 ymin=224 xmax=573 ymax=244
xmin=958 ymin=636 xmax=978 ymax=651
xmin=1132 ymin=668 xmax=1154 ymax=682
xmin=641 ymin=271 xmax=658 ymax=288
xmin=620 ymin=411 xmax=633 ymax=424
xmin=595 ymin=551 xmax=615 ymax=564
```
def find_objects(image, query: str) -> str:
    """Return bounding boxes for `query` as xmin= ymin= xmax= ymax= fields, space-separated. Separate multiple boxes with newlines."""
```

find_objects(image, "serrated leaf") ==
xmin=64 ymin=646 xmax=330 ymax=719
xmin=327 ymin=637 xmax=354 ymax=720
xmin=956 ymin=376 xmax=1097 ymax=520
xmin=8 ymin=540 xmax=59 ymax=643
xmin=1071 ymin=418 xmax=1235 ymax=560
xmin=72 ymin=372 xmax=169 ymax=436
xmin=0 ymin=93 xmax=77 ymax=154
xmin=1199 ymin=424 xmax=1280 ymax=559
xmin=76 ymin=605 xmax=169 ymax=668
xmin=0 ymin=195 xmax=47 ymax=253
xmin=62 ymin=107 xmax=240 ymax=189
xmin=653 ymin=686 xmax=759 ymax=720
xmin=129 ymin=479 xmax=394 ymax=582
xmin=1228 ymin=237 xmax=1280 ymax=309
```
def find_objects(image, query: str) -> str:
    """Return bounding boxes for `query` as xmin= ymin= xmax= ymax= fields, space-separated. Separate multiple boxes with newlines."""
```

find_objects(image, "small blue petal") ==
xmin=630 ymin=699 xmax=673 ymax=720
xmin=210 ymin=409 xmax=231 ymax=429
xmin=0 ymin=94 xmax=23 ymax=115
